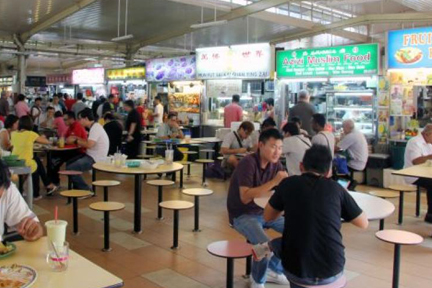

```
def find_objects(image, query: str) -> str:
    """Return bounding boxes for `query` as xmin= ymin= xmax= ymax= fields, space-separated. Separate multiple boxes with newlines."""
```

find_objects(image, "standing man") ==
xmin=72 ymin=93 xmax=87 ymax=117
xmin=15 ymin=94 xmax=30 ymax=118
xmin=124 ymin=100 xmax=142 ymax=159
xmin=289 ymin=90 xmax=315 ymax=135
xmin=103 ymin=113 xmax=123 ymax=155
xmin=66 ymin=108 xmax=109 ymax=191
xmin=30 ymin=97 xmax=42 ymax=132
xmin=404 ymin=124 xmax=432 ymax=223
xmin=153 ymin=95 xmax=164 ymax=127
xmin=227 ymin=128 xmax=289 ymax=288
xmin=311 ymin=114 xmax=335 ymax=159
xmin=102 ymin=94 xmax=115 ymax=116
xmin=0 ymin=91 xmax=9 ymax=117
xmin=224 ymin=94 xmax=243 ymax=128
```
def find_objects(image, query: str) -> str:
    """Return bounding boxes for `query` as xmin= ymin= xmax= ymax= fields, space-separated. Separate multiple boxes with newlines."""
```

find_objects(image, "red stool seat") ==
xmin=59 ymin=170 xmax=83 ymax=176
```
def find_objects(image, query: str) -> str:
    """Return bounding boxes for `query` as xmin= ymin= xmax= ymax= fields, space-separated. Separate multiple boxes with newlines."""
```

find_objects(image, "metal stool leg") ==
xmin=72 ymin=198 xmax=79 ymax=235
xmin=202 ymin=163 xmax=207 ymax=186
xmin=416 ymin=185 xmax=421 ymax=217
xmin=171 ymin=210 xmax=179 ymax=249
xmin=92 ymin=169 xmax=96 ymax=196
xmin=398 ymin=191 xmax=404 ymax=225
xmin=243 ymin=256 xmax=252 ymax=278
xmin=103 ymin=211 xmax=111 ymax=252
xmin=193 ymin=196 xmax=200 ymax=232
xmin=227 ymin=258 xmax=234 ymax=288
xmin=66 ymin=176 xmax=72 ymax=205
xmin=103 ymin=187 xmax=108 ymax=202
xmin=187 ymin=164 xmax=191 ymax=177
xmin=379 ymin=219 xmax=385 ymax=231
xmin=179 ymin=168 xmax=184 ymax=188
xmin=392 ymin=244 xmax=401 ymax=288
xmin=157 ymin=186 xmax=163 ymax=220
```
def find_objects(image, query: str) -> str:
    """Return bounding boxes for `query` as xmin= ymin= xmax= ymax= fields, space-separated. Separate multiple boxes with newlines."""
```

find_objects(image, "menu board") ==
xmin=388 ymin=27 xmax=432 ymax=69
xmin=106 ymin=67 xmax=145 ymax=80
xmin=277 ymin=43 xmax=379 ymax=77
xmin=206 ymin=79 xmax=242 ymax=98
xmin=146 ymin=56 xmax=196 ymax=82
xmin=72 ymin=68 xmax=105 ymax=85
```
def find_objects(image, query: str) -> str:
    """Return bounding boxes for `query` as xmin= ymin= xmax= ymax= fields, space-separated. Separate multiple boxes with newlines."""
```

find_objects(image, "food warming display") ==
xmin=169 ymin=93 xmax=200 ymax=113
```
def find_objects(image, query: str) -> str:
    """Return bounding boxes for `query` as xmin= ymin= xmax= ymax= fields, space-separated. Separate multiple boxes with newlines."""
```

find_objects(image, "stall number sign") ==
xmin=388 ymin=27 xmax=432 ymax=69
xmin=277 ymin=43 xmax=379 ymax=77
xmin=196 ymin=43 xmax=272 ymax=79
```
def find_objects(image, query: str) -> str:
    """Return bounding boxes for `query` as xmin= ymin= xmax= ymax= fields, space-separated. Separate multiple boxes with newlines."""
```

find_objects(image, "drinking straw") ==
xmin=55 ymin=206 xmax=58 ymax=224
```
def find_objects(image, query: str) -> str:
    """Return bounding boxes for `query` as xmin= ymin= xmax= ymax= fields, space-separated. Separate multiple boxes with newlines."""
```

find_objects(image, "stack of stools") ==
xmin=388 ymin=184 xmax=417 ymax=224
xmin=89 ymin=201 xmax=125 ymax=251
xmin=92 ymin=180 xmax=120 ymax=201
xmin=369 ymin=190 xmax=400 ymax=230
xmin=59 ymin=170 xmax=84 ymax=204
xmin=59 ymin=190 xmax=93 ymax=235
xmin=147 ymin=180 xmax=175 ymax=220
xmin=182 ymin=188 xmax=213 ymax=232
xmin=195 ymin=159 xmax=214 ymax=187
xmin=159 ymin=200 xmax=193 ymax=249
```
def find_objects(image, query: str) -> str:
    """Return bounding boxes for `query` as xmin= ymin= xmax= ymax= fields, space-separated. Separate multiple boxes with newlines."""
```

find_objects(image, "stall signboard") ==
xmin=25 ymin=76 xmax=47 ymax=87
xmin=388 ymin=27 xmax=432 ymax=69
xmin=0 ymin=76 xmax=13 ymax=86
xmin=47 ymin=73 xmax=72 ymax=84
xmin=72 ymin=68 xmax=105 ymax=85
xmin=106 ymin=67 xmax=145 ymax=80
xmin=196 ymin=43 xmax=272 ymax=79
xmin=146 ymin=56 xmax=196 ymax=82
xmin=277 ymin=43 xmax=379 ymax=77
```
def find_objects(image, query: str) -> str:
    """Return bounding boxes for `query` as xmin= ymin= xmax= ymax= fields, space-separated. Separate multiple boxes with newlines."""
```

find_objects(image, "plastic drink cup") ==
xmin=185 ymin=135 xmax=191 ymax=143
xmin=58 ymin=137 xmax=65 ymax=148
xmin=47 ymin=241 xmax=69 ymax=272
xmin=165 ymin=150 xmax=174 ymax=165
xmin=45 ymin=220 xmax=68 ymax=247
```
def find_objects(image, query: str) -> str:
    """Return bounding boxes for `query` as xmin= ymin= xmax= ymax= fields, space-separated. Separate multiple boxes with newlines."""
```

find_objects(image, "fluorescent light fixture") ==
xmin=191 ymin=20 xmax=227 ymax=29
xmin=281 ymin=78 xmax=327 ymax=83
xmin=111 ymin=34 xmax=134 ymax=42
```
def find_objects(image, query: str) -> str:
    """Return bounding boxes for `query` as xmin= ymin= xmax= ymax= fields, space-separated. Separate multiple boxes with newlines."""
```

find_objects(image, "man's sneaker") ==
xmin=266 ymin=269 xmax=289 ymax=285
xmin=250 ymin=278 xmax=265 ymax=288
xmin=33 ymin=195 xmax=43 ymax=202
xmin=46 ymin=186 xmax=59 ymax=196
xmin=252 ymin=242 xmax=272 ymax=261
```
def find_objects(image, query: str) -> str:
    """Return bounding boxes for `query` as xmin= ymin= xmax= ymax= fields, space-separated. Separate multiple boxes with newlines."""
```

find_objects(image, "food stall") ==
xmin=0 ymin=76 xmax=13 ymax=92
xmin=385 ymin=27 xmax=432 ymax=168
xmin=46 ymin=73 xmax=75 ymax=96
xmin=106 ymin=66 xmax=147 ymax=101
xmin=275 ymin=43 xmax=380 ymax=138
xmin=72 ymin=68 xmax=107 ymax=108
xmin=146 ymin=55 xmax=201 ymax=129
xmin=196 ymin=43 xmax=274 ymax=131
xmin=25 ymin=76 xmax=48 ymax=100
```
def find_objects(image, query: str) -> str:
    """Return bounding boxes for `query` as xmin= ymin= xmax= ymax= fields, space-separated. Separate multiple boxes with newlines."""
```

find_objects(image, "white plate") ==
xmin=0 ymin=264 xmax=38 ymax=288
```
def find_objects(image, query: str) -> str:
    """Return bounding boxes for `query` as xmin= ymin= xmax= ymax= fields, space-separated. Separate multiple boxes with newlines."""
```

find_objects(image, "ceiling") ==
xmin=0 ymin=0 xmax=431 ymax=74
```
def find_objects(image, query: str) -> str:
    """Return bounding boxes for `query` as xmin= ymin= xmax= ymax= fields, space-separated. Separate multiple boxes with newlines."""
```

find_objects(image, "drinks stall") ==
xmin=106 ymin=66 xmax=147 ymax=101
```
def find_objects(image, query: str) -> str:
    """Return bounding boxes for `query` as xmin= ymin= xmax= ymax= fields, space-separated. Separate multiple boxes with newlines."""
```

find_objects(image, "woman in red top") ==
xmin=136 ymin=99 xmax=148 ymax=127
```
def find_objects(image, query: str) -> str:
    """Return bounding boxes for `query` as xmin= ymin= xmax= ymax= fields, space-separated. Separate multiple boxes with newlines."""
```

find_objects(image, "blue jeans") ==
xmin=269 ymin=238 xmax=343 ymax=288
xmin=66 ymin=154 xmax=95 ymax=190
xmin=233 ymin=214 xmax=285 ymax=284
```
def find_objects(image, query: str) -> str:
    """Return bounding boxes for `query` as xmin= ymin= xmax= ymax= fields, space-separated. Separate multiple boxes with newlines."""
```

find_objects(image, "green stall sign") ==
xmin=276 ymin=43 xmax=379 ymax=78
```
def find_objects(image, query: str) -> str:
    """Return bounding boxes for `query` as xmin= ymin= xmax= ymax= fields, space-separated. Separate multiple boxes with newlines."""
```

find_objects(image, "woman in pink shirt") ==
xmin=14 ymin=94 xmax=30 ymax=118
xmin=53 ymin=111 xmax=68 ymax=137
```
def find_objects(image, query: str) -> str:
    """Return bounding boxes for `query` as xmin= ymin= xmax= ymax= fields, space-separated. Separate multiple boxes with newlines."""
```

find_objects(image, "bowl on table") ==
xmin=126 ymin=160 xmax=141 ymax=168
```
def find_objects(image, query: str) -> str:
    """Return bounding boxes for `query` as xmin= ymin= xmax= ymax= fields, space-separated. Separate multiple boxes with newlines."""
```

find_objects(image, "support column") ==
xmin=13 ymin=34 xmax=27 ymax=94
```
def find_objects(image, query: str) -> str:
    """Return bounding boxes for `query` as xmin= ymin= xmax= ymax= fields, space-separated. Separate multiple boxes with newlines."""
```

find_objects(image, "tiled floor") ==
xmin=31 ymin=162 xmax=432 ymax=288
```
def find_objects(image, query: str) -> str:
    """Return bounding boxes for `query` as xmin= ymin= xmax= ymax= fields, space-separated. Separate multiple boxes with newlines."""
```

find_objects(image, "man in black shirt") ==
xmin=103 ymin=113 xmax=123 ymax=155
xmin=256 ymin=144 xmax=368 ymax=288
xmin=124 ymin=100 xmax=142 ymax=159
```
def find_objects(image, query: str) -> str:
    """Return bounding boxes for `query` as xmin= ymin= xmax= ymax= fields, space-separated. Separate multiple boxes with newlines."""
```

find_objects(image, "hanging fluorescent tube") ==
xmin=111 ymin=34 xmax=134 ymax=42
xmin=190 ymin=20 xmax=227 ymax=29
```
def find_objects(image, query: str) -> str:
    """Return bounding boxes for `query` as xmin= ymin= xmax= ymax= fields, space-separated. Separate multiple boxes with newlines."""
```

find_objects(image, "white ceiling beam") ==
xmin=270 ymin=12 xmax=432 ymax=44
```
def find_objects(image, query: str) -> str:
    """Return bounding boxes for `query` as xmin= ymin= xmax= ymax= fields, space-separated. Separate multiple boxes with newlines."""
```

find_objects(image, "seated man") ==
xmin=256 ymin=144 xmax=368 ymax=288
xmin=40 ymin=106 xmax=55 ymax=129
xmin=66 ymin=108 xmax=109 ymax=191
xmin=227 ymin=128 xmax=289 ymax=288
xmin=156 ymin=113 xmax=184 ymax=162
xmin=0 ymin=160 xmax=43 ymax=242
xmin=220 ymin=121 xmax=255 ymax=168
xmin=282 ymin=122 xmax=311 ymax=176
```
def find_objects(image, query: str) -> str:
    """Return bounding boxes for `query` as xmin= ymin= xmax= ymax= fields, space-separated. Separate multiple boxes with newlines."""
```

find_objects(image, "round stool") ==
xmin=369 ymin=190 xmax=400 ymax=230
xmin=59 ymin=170 xmax=83 ymax=204
xmin=389 ymin=184 xmax=416 ymax=225
xmin=183 ymin=150 xmax=198 ymax=163
xmin=195 ymin=159 xmax=214 ymax=187
xmin=200 ymin=149 xmax=215 ymax=160
xmin=145 ymin=145 xmax=157 ymax=155
xmin=92 ymin=180 xmax=121 ymax=201
xmin=59 ymin=190 xmax=93 ymax=235
xmin=147 ymin=180 xmax=175 ymax=220
xmin=182 ymin=188 xmax=213 ymax=232
xmin=217 ymin=156 xmax=224 ymax=161
xmin=89 ymin=202 xmax=125 ymax=252
xmin=159 ymin=200 xmax=193 ymax=249
xmin=207 ymin=240 xmax=252 ymax=288
xmin=376 ymin=229 xmax=423 ymax=288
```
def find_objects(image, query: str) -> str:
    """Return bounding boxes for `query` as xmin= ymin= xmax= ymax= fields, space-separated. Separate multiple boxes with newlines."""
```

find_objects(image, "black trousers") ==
xmin=125 ymin=139 xmax=140 ymax=159
xmin=32 ymin=155 xmax=51 ymax=197
xmin=47 ymin=150 xmax=78 ymax=185
xmin=414 ymin=178 xmax=432 ymax=215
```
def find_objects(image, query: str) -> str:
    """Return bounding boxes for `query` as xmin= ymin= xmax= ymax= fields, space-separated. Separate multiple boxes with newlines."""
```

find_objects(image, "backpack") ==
xmin=205 ymin=161 xmax=225 ymax=179
xmin=333 ymin=155 xmax=350 ymax=175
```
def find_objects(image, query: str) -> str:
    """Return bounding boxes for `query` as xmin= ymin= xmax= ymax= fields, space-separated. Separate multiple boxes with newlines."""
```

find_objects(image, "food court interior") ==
xmin=1 ymin=1 xmax=432 ymax=288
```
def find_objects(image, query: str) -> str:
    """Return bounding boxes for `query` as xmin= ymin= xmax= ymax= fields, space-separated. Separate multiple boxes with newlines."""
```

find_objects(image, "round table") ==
xmin=93 ymin=162 xmax=183 ymax=233
xmin=254 ymin=191 xmax=395 ymax=221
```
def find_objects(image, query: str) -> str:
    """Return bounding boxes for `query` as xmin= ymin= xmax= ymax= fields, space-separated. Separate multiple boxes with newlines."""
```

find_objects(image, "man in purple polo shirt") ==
xmin=227 ymin=128 xmax=288 ymax=288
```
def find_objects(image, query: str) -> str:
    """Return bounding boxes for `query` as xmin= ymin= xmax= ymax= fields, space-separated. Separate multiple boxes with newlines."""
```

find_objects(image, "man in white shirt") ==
xmin=153 ymin=96 xmax=164 ymax=127
xmin=50 ymin=94 xmax=63 ymax=113
xmin=404 ymin=124 xmax=432 ymax=223
xmin=337 ymin=119 xmax=368 ymax=171
xmin=282 ymin=122 xmax=311 ymax=176
xmin=30 ymin=97 xmax=42 ymax=131
xmin=220 ymin=121 xmax=255 ymax=168
xmin=0 ymin=162 xmax=42 ymax=242
xmin=66 ymin=108 xmax=109 ymax=191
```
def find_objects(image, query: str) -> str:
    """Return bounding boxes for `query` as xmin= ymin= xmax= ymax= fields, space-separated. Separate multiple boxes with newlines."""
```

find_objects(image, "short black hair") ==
xmin=282 ymin=122 xmax=300 ymax=136
xmin=232 ymin=94 xmax=240 ymax=103
xmin=78 ymin=108 xmax=95 ymax=121
xmin=302 ymin=144 xmax=332 ymax=174
xmin=291 ymin=116 xmax=301 ymax=125
xmin=47 ymin=106 xmax=55 ymax=111
xmin=54 ymin=111 xmax=63 ymax=118
xmin=261 ymin=118 xmax=276 ymax=130
xmin=77 ymin=93 xmax=83 ymax=100
xmin=239 ymin=121 xmax=254 ymax=133
xmin=53 ymin=94 xmax=59 ymax=98
xmin=65 ymin=111 xmax=75 ymax=120
xmin=259 ymin=128 xmax=283 ymax=144
xmin=18 ymin=94 xmax=26 ymax=101
xmin=104 ymin=113 xmax=115 ymax=121
xmin=35 ymin=97 xmax=42 ymax=102
xmin=312 ymin=113 xmax=326 ymax=128
xmin=266 ymin=98 xmax=274 ymax=106
xmin=155 ymin=95 xmax=161 ymax=101
xmin=4 ymin=115 xmax=18 ymax=129
xmin=167 ymin=113 xmax=178 ymax=120
xmin=63 ymin=93 xmax=69 ymax=99
xmin=0 ymin=160 xmax=11 ymax=190
xmin=108 ymin=94 xmax=115 ymax=99
xmin=124 ymin=100 xmax=135 ymax=109
xmin=18 ymin=115 xmax=34 ymax=131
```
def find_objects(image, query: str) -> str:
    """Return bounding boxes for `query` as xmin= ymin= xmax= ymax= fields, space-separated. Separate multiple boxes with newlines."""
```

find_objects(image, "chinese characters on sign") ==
xmin=72 ymin=68 xmax=105 ymax=85
xmin=47 ymin=74 xmax=72 ymax=84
